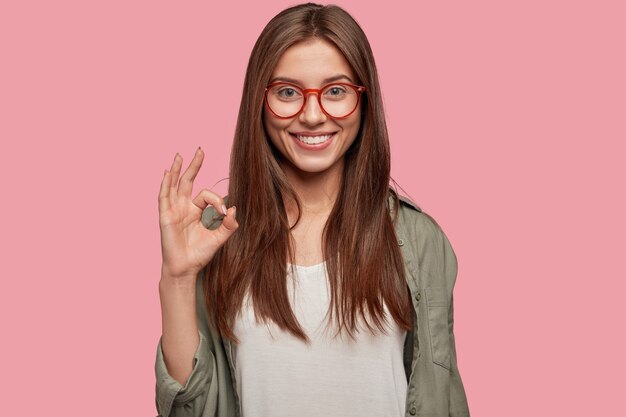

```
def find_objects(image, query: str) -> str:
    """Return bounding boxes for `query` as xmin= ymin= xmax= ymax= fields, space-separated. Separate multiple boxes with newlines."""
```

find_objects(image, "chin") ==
xmin=289 ymin=158 xmax=335 ymax=174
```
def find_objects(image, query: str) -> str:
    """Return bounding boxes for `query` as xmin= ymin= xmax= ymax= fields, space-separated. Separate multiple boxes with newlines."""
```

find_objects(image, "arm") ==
xmin=155 ymin=150 xmax=238 ymax=416
xmin=155 ymin=271 xmax=215 ymax=417
xmin=160 ymin=277 xmax=200 ymax=387
xmin=155 ymin=330 xmax=215 ymax=417
xmin=441 ymin=229 xmax=471 ymax=417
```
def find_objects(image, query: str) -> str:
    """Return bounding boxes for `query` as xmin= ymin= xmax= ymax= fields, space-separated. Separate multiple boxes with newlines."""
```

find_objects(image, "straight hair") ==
xmin=204 ymin=2 xmax=412 ymax=344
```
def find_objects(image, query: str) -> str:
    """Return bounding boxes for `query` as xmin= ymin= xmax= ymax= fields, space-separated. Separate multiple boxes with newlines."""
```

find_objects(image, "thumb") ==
xmin=214 ymin=206 xmax=239 ymax=241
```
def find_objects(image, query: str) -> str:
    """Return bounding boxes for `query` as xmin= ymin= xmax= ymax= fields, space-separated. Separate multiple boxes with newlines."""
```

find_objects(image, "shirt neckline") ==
xmin=286 ymin=260 xmax=327 ymax=271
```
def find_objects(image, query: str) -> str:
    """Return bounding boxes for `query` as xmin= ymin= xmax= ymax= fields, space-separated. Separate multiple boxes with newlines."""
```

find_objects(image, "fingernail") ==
xmin=232 ymin=206 xmax=237 ymax=220
xmin=222 ymin=204 xmax=227 ymax=215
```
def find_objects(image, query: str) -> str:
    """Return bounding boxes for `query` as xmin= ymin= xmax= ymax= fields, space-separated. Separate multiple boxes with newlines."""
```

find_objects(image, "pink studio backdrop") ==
xmin=1 ymin=0 xmax=624 ymax=415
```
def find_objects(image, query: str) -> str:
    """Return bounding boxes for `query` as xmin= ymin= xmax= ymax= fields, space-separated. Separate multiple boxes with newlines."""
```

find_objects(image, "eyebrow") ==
xmin=269 ymin=74 xmax=355 ymax=85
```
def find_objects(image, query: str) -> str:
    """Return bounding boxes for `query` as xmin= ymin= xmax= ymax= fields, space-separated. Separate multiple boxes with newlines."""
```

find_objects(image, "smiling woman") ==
xmin=263 ymin=38 xmax=364 ymax=175
xmin=155 ymin=3 xmax=470 ymax=417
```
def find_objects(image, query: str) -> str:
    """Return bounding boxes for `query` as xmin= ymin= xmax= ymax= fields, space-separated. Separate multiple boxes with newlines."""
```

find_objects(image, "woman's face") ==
xmin=263 ymin=38 xmax=362 ymax=176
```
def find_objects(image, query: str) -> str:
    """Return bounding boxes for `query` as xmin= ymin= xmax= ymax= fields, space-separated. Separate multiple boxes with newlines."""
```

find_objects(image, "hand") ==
xmin=158 ymin=148 xmax=239 ymax=281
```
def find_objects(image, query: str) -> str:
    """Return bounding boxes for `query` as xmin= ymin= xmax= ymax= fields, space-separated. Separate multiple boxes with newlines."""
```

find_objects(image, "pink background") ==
xmin=1 ymin=0 xmax=624 ymax=415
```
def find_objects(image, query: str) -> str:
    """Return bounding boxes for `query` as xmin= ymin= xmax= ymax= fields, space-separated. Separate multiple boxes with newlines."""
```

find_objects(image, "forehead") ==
xmin=271 ymin=38 xmax=356 ymax=86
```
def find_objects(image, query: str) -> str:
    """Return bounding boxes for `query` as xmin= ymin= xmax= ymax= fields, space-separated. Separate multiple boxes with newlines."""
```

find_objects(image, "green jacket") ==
xmin=155 ymin=192 xmax=471 ymax=417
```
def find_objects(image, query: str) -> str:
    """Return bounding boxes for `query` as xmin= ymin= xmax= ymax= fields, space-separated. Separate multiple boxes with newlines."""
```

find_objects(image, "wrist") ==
xmin=160 ymin=263 xmax=200 ymax=280
xmin=159 ymin=270 xmax=198 ymax=290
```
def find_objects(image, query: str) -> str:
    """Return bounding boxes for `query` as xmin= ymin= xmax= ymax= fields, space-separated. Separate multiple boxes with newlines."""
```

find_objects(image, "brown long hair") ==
xmin=204 ymin=2 xmax=412 ymax=344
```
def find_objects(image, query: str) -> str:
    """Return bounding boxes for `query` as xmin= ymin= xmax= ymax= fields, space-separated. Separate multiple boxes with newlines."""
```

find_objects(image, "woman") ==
xmin=156 ymin=3 xmax=470 ymax=417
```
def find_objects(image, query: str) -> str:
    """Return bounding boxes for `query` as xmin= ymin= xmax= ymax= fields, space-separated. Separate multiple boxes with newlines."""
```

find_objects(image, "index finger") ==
xmin=158 ymin=169 xmax=171 ymax=213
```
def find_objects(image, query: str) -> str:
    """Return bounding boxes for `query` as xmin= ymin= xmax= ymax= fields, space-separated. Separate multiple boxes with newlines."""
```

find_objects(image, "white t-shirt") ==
xmin=232 ymin=261 xmax=408 ymax=417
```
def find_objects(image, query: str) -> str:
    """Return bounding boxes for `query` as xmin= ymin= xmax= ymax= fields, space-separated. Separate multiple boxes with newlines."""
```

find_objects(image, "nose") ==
xmin=299 ymin=92 xmax=327 ymax=125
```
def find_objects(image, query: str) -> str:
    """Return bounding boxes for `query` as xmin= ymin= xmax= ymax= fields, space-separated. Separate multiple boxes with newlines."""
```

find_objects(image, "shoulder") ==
xmin=390 ymin=190 xmax=457 ymax=281
xmin=201 ymin=205 xmax=222 ymax=230
xmin=200 ymin=195 xmax=230 ymax=230
xmin=389 ymin=190 xmax=445 ymax=242
xmin=397 ymin=193 xmax=422 ymax=213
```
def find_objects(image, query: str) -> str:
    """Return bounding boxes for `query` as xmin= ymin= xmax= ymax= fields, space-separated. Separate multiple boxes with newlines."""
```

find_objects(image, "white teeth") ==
xmin=295 ymin=133 xmax=333 ymax=144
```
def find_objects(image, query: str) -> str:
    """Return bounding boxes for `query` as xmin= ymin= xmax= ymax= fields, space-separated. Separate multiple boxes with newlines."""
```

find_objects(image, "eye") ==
xmin=277 ymin=87 xmax=301 ymax=98
xmin=324 ymin=85 xmax=348 ymax=97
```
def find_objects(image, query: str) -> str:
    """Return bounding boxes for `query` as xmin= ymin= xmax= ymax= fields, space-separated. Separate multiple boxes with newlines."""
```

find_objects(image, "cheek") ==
xmin=340 ymin=118 xmax=362 ymax=150
xmin=263 ymin=115 xmax=288 ymax=149
xmin=344 ymin=114 xmax=362 ymax=139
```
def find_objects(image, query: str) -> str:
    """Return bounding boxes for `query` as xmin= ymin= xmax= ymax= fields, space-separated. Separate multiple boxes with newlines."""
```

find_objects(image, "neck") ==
xmin=281 ymin=158 xmax=344 ymax=218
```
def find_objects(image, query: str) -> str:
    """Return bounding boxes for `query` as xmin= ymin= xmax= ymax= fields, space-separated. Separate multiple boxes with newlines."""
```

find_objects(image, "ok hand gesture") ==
xmin=158 ymin=148 xmax=239 ymax=281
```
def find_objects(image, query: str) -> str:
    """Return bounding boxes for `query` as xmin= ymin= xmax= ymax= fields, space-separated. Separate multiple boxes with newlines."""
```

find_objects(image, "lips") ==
xmin=290 ymin=131 xmax=338 ymax=143
xmin=290 ymin=131 xmax=337 ymax=136
xmin=289 ymin=132 xmax=336 ymax=150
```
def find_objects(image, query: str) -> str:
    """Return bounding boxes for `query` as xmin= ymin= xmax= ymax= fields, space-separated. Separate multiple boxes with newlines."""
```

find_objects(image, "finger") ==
xmin=178 ymin=147 xmax=204 ymax=198
xmin=158 ymin=169 xmax=171 ymax=212
xmin=212 ymin=206 xmax=239 ymax=243
xmin=192 ymin=189 xmax=227 ymax=215
xmin=169 ymin=153 xmax=182 ymax=203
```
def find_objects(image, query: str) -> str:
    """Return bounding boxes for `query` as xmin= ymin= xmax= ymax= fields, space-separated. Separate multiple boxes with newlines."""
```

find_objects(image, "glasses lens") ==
xmin=266 ymin=83 xmax=359 ymax=118
xmin=320 ymin=84 xmax=358 ymax=118
xmin=266 ymin=84 xmax=303 ymax=117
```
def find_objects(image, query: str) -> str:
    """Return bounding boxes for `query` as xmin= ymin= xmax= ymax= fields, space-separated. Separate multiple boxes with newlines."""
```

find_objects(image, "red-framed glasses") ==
xmin=264 ymin=81 xmax=366 ymax=119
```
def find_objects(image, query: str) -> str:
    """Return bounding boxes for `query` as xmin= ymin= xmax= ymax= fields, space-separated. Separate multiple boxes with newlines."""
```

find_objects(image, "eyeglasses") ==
xmin=264 ymin=82 xmax=366 ymax=119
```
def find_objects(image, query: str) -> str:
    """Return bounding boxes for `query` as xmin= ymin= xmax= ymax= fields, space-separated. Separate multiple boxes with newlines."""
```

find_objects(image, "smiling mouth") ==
xmin=290 ymin=132 xmax=337 ymax=145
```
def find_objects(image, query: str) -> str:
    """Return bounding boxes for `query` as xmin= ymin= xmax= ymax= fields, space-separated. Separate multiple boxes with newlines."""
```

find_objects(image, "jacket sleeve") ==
xmin=441 ymin=229 xmax=471 ymax=417
xmin=155 ymin=205 xmax=226 ymax=417
xmin=155 ymin=330 xmax=215 ymax=417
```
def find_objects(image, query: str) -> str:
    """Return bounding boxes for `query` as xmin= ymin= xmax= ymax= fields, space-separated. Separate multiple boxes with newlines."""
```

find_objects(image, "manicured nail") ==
xmin=222 ymin=204 xmax=227 ymax=215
